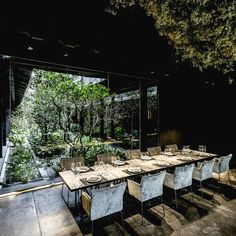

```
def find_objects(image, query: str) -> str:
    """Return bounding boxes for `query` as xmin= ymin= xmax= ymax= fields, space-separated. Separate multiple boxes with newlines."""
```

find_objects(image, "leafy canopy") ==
xmin=108 ymin=0 xmax=236 ymax=74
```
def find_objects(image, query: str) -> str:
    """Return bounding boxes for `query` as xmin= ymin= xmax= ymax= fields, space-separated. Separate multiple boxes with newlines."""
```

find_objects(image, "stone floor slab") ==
xmin=0 ymin=192 xmax=40 ymax=236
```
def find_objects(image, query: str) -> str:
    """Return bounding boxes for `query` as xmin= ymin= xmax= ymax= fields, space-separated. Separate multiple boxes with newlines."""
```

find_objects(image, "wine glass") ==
xmin=75 ymin=162 xmax=81 ymax=173
xmin=93 ymin=161 xmax=100 ymax=171
xmin=98 ymin=161 xmax=105 ymax=175
xmin=198 ymin=145 xmax=206 ymax=152
xmin=71 ymin=162 xmax=77 ymax=174
xmin=203 ymin=145 xmax=207 ymax=152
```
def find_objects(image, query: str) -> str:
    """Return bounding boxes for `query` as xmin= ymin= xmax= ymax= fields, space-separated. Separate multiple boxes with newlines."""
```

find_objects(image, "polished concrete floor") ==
xmin=0 ymin=170 xmax=236 ymax=236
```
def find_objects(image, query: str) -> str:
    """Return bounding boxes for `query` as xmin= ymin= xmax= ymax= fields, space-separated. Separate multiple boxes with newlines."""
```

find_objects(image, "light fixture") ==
xmin=27 ymin=45 xmax=34 ymax=51
xmin=94 ymin=49 xmax=100 ymax=54
xmin=150 ymin=71 xmax=155 ymax=74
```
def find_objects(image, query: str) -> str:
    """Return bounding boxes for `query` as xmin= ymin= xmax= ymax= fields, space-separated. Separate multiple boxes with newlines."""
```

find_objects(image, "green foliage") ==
xmin=108 ymin=0 xmax=236 ymax=73
xmin=33 ymin=70 xmax=110 ymax=156
xmin=34 ymin=144 xmax=65 ymax=159
xmin=85 ymin=143 xmax=124 ymax=166
xmin=7 ymin=146 xmax=38 ymax=184
xmin=8 ymin=108 xmax=27 ymax=146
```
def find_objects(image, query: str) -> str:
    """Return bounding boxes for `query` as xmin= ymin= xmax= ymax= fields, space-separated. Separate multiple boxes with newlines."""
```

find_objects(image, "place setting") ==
xmin=111 ymin=156 xmax=128 ymax=167
xmin=71 ymin=162 xmax=93 ymax=174
xmin=80 ymin=174 xmax=108 ymax=186
xmin=177 ymin=156 xmax=193 ymax=161
xmin=153 ymin=160 xmax=171 ymax=167
xmin=140 ymin=152 xmax=153 ymax=161
xmin=123 ymin=160 xmax=146 ymax=175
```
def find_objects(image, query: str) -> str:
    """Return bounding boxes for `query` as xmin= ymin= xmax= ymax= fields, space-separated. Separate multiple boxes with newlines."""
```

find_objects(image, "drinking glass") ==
xmin=111 ymin=156 xmax=117 ymax=165
xmin=198 ymin=145 xmax=206 ymax=152
xmin=98 ymin=161 xmax=105 ymax=175
xmin=71 ymin=162 xmax=77 ymax=174
xmin=203 ymin=145 xmax=207 ymax=152
xmin=182 ymin=145 xmax=190 ymax=154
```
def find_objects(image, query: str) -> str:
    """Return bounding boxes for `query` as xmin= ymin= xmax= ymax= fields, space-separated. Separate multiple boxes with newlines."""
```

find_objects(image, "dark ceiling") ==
xmin=0 ymin=1 xmax=177 ymax=78
xmin=0 ymin=0 xmax=234 ymax=87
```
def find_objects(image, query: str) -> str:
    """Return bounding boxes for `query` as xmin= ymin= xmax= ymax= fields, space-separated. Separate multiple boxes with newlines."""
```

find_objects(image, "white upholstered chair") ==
xmin=213 ymin=154 xmax=232 ymax=186
xmin=147 ymin=146 xmax=162 ymax=156
xmin=192 ymin=159 xmax=215 ymax=197
xmin=164 ymin=164 xmax=194 ymax=208
xmin=82 ymin=182 xmax=127 ymax=234
xmin=127 ymin=171 xmax=166 ymax=224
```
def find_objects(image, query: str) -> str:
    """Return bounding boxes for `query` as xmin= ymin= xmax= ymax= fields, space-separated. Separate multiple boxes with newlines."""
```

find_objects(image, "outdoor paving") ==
xmin=0 ymin=186 xmax=82 ymax=236
xmin=0 ymin=170 xmax=236 ymax=236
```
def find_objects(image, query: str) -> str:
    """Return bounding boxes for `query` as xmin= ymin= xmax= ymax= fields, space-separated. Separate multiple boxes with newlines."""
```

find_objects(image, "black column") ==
xmin=0 ymin=61 xmax=5 ymax=156
xmin=0 ymin=57 xmax=11 ymax=152
xmin=139 ymin=79 xmax=148 ymax=152
xmin=156 ymin=84 xmax=160 ymax=146
xmin=0 ymin=96 xmax=3 ymax=157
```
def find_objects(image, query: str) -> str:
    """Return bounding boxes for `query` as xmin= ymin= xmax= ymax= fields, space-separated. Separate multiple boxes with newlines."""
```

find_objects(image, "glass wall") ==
xmin=3 ymin=63 xmax=159 ymax=187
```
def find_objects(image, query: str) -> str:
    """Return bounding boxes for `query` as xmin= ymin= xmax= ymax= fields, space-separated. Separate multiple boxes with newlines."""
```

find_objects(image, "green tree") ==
xmin=33 ymin=71 xmax=110 ymax=157
xmin=107 ymin=0 xmax=236 ymax=74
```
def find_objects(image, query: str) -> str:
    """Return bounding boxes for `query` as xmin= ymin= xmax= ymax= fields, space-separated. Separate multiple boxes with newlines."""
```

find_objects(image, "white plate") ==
xmin=141 ymin=156 xmax=152 ymax=161
xmin=78 ymin=166 xmax=90 ymax=172
xmin=178 ymin=157 xmax=192 ymax=161
xmin=155 ymin=161 xmax=170 ymax=166
xmin=86 ymin=175 xmax=102 ymax=183
xmin=163 ymin=152 xmax=174 ymax=156
xmin=128 ymin=167 xmax=142 ymax=173
xmin=113 ymin=160 xmax=125 ymax=166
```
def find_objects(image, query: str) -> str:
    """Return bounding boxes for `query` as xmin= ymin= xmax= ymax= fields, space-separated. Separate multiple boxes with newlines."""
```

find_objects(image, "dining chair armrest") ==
xmin=82 ymin=191 xmax=91 ymax=216
xmin=127 ymin=179 xmax=141 ymax=201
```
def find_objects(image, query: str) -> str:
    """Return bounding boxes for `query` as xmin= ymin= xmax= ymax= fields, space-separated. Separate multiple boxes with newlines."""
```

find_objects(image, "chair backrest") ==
xmin=219 ymin=154 xmax=232 ymax=173
xmin=125 ymin=149 xmax=140 ymax=160
xmin=97 ymin=153 xmax=116 ymax=164
xmin=174 ymin=164 xmax=194 ymax=190
xmin=90 ymin=182 xmax=127 ymax=221
xmin=140 ymin=171 xmax=166 ymax=202
xmin=60 ymin=157 xmax=85 ymax=170
xmin=165 ymin=144 xmax=178 ymax=152
xmin=199 ymin=159 xmax=215 ymax=180
xmin=147 ymin=146 xmax=162 ymax=156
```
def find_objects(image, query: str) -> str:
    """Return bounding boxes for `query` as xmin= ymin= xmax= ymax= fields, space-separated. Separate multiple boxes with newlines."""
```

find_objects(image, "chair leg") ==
xmin=91 ymin=220 xmax=94 ymax=235
xmin=141 ymin=201 xmax=144 ymax=224
xmin=190 ymin=185 xmax=194 ymax=203
xmin=174 ymin=190 xmax=178 ymax=209
xmin=228 ymin=170 xmax=231 ymax=186
xmin=161 ymin=196 xmax=165 ymax=217
xmin=75 ymin=190 xmax=77 ymax=206
xmin=120 ymin=211 xmax=124 ymax=228
xmin=67 ymin=188 xmax=70 ymax=205
xmin=218 ymin=173 xmax=221 ymax=192
xmin=211 ymin=177 xmax=214 ymax=186
xmin=199 ymin=180 xmax=203 ymax=198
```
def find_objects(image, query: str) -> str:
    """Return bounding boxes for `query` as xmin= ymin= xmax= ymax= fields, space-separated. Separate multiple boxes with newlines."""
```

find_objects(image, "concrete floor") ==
xmin=0 ymin=170 xmax=236 ymax=236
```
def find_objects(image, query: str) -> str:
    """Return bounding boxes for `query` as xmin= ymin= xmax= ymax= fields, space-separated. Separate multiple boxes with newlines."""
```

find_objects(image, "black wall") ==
xmin=159 ymin=74 xmax=236 ymax=168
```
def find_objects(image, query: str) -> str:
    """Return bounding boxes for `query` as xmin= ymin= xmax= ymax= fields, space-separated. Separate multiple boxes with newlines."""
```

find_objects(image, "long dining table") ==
xmin=59 ymin=149 xmax=217 ymax=207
